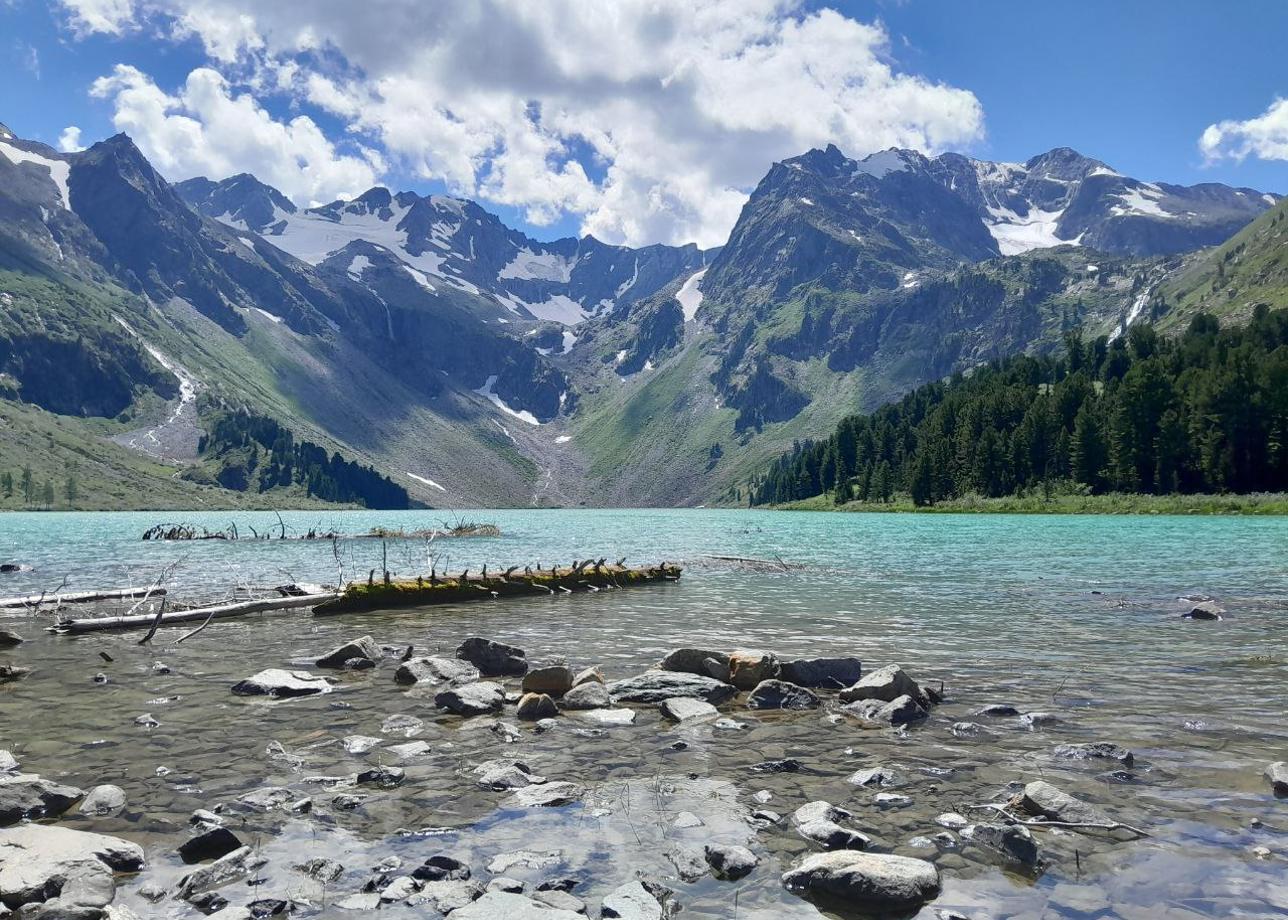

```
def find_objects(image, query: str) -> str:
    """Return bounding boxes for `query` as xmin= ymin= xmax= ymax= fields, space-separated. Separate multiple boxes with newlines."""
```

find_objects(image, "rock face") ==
xmin=1017 ymin=780 xmax=1111 ymax=825
xmin=843 ymin=694 xmax=928 ymax=726
xmin=963 ymin=823 xmax=1039 ymax=865
xmin=394 ymin=656 xmax=480 ymax=686
xmin=607 ymin=672 xmax=737 ymax=705
xmin=0 ymin=824 xmax=145 ymax=912
xmin=780 ymin=657 xmax=862 ymax=689
xmin=728 ymin=650 xmax=781 ymax=690
xmin=839 ymin=665 xmax=924 ymax=705
xmin=0 ymin=774 xmax=85 ymax=826
xmin=747 ymin=679 xmax=820 ymax=710
xmin=231 ymin=668 xmax=333 ymax=698
xmin=782 ymin=851 xmax=941 ymax=914
xmin=456 ymin=637 xmax=528 ymax=677
xmin=315 ymin=635 xmax=381 ymax=668
xmin=447 ymin=890 xmax=584 ymax=920
xmin=521 ymin=665 xmax=574 ymax=697
xmin=658 ymin=648 xmax=730 ymax=677
xmin=435 ymin=682 xmax=505 ymax=716
xmin=1264 ymin=762 xmax=1288 ymax=796
xmin=660 ymin=697 xmax=719 ymax=722
xmin=516 ymin=693 xmax=559 ymax=720
xmin=560 ymin=681 xmax=611 ymax=710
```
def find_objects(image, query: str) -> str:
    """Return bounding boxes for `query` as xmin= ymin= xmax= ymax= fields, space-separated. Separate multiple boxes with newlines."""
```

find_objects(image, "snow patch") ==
xmin=676 ymin=268 xmax=707 ymax=321
xmin=474 ymin=375 xmax=540 ymax=425
xmin=561 ymin=329 xmax=578 ymax=354
xmin=498 ymin=248 xmax=574 ymax=283
xmin=252 ymin=307 xmax=283 ymax=324
xmin=404 ymin=265 xmax=436 ymax=290
xmin=854 ymin=149 xmax=911 ymax=179
xmin=0 ymin=140 xmax=72 ymax=211
xmin=798 ymin=196 xmax=814 ymax=206
xmin=523 ymin=294 xmax=587 ymax=325
xmin=614 ymin=257 xmax=640 ymax=299
xmin=1111 ymin=185 xmax=1171 ymax=219
xmin=406 ymin=472 xmax=448 ymax=493
xmin=985 ymin=205 xmax=1075 ymax=255
xmin=1264 ymin=193 xmax=1278 ymax=206
xmin=347 ymin=254 xmax=371 ymax=279
xmin=555 ymin=435 xmax=572 ymax=444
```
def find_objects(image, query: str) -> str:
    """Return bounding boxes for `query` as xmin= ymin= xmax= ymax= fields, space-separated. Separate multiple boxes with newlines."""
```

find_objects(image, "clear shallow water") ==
xmin=1 ymin=509 xmax=1287 ymax=918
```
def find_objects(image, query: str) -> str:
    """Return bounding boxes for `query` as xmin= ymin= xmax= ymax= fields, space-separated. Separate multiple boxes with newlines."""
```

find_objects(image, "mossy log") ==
xmin=312 ymin=563 xmax=681 ymax=615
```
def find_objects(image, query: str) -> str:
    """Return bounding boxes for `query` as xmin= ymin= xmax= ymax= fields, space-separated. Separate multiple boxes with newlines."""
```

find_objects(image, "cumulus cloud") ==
xmin=90 ymin=64 xmax=383 ymax=205
xmin=64 ymin=0 xmax=986 ymax=246
xmin=57 ymin=0 xmax=136 ymax=36
xmin=1200 ymin=98 xmax=1288 ymax=164
xmin=58 ymin=126 xmax=84 ymax=152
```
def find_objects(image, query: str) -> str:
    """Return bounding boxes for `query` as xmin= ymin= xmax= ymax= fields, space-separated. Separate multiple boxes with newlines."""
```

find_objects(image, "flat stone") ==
xmin=509 ymin=782 xmax=582 ymax=808
xmin=843 ymin=694 xmax=927 ymax=726
xmin=486 ymin=850 xmax=562 ymax=874
xmin=487 ymin=877 xmax=525 ymax=893
xmin=705 ymin=844 xmax=758 ymax=880
xmin=667 ymin=845 xmax=709 ymax=881
xmin=0 ymin=824 xmax=144 ymax=910
xmin=516 ymin=692 xmax=560 ymax=720
xmin=873 ymin=792 xmax=912 ymax=808
xmin=747 ymin=679 xmax=820 ymax=710
xmin=839 ymin=665 xmax=924 ymax=705
xmin=963 ymin=823 xmax=1039 ymax=865
xmin=1264 ymin=762 xmax=1288 ymax=796
xmin=78 ymin=785 xmax=126 ymax=817
xmin=456 ymin=637 xmax=528 ymax=677
xmin=178 ymin=827 xmax=243 ymax=863
xmin=231 ymin=668 xmax=332 ymax=698
xmin=560 ymin=681 xmax=610 ymax=710
xmin=475 ymin=760 xmax=546 ymax=790
xmin=1053 ymin=742 xmax=1135 ymax=767
xmin=782 ymin=851 xmax=941 ymax=914
xmin=294 ymin=858 xmax=343 ymax=883
xmin=446 ymin=891 xmax=583 ymax=920
xmin=672 ymin=811 xmax=704 ymax=828
xmin=341 ymin=735 xmax=382 ymax=754
xmin=658 ymin=648 xmax=730 ymax=676
xmin=847 ymin=767 xmax=898 ymax=787
xmin=175 ymin=846 xmax=256 ymax=901
xmin=236 ymin=787 xmax=294 ymax=810
xmin=1017 ymin=780 xmax=1111 ymax=825
xmin=316 ymin=635 xmax=380 ymax=668
xmin=572 ymin=666 xmax=603 ymax=686
xmin=522 ymin=665 xmax=574 ymax=697
xmin=408 ymin=878 xmax=485 ymax=911
xmin=660 ymin=697 xmax=718 ymax=722
xmin=356 ymin=765 xmax=405 ymax=788
xmin=434 ymin=681 xmax=505 ymax=716
xmin=381 ymin=714 xmax=424 ymax=736
xmin=935 ymin=812 xmax=968 ymax=830
xmin=387 ymin=740 xmax=432 ymax=759
xmin=378 ymin=874 xmax=420 ymax=903
xmin=533 ymin=889 xmax=586 ymax=913
xmin=728 ymin=650 xmax=781 ymax=690
xmin=394 ymin=656 xmax=479 ymax=686
xmin=607 ymin=672 xmax=737 ymax=705
xmin=569 ymin=708 xmax=636 ymax=726
xmin=797 ymin=819 xmax=871 ymax=851
xmin=0 ymin=773 xmax=85 ymax=826
xmin=600 ymin=879 xmax=675 ymax=919
xmin=779 ymin=657 xmax=862 ymax=689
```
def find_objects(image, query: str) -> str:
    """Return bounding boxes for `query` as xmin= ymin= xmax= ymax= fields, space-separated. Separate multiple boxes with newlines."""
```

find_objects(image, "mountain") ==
xmin=0 ymin=124 xmax=1280 ymax=509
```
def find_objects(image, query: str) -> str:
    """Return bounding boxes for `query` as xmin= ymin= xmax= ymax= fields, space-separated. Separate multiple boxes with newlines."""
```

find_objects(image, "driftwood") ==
xmin=49 ymin=593 xmax=337 ymax=635
xmin=0 ymin=586 xmax=169 ymax=609
xmin=314 ymin=563 xmax=681 ymax=616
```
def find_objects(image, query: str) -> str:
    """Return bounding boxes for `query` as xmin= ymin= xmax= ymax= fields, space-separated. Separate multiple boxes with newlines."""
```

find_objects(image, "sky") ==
xmin=2 ymin=0 xmax=1286 ymax=248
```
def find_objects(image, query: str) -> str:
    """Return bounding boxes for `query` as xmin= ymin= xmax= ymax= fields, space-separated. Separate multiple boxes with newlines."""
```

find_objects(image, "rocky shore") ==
xmin=2 ymin=631 xmax=1285 ymax=919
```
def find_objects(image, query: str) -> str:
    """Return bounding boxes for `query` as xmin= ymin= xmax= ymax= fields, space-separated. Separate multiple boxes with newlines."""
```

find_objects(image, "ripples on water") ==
xmin=1 ymin=509 xmax=1287 ymax=917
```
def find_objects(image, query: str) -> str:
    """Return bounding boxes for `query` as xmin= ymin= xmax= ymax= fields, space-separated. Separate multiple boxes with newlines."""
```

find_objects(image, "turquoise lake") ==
xmin=1 ymin=509 xmax=1286 ymax=918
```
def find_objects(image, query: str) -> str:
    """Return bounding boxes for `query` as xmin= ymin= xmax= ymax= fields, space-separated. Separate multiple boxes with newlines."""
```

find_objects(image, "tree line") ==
xmin=201 ymin=411 xmax=410 ymax=509
xmin=750 ymin=306 xmax=1288 ymax=506
xmin=1 ymin=466 xmax=77 ymax=509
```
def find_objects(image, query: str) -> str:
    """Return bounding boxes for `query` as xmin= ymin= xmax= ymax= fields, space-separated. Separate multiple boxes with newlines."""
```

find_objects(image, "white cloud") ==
xmin=57 ymin=0 xmax=136 ymax=36
xmin=1200 ymin=98 xmax=1288 ymax=164
xmin=64 ymin=0 xmax=986 ymax=247
xmin=89 ymin=64 xmax=383 ymax=205
xmin=58 ymin=126 xmax=84 ymax=152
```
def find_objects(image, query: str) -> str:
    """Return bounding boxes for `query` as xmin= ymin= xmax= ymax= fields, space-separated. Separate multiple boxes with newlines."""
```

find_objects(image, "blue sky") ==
xmin=2 ymin=0 xmax=1285 ymax=246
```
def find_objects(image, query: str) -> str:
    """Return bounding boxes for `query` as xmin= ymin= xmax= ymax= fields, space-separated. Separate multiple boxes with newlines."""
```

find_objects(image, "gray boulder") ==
xmin=846 ymin=766 xmax=898 ymax=788
xmin=456 ymin=637 xmax=528 ymax=677
xmin=728 ymin=650 xmax=781 ymax=690
xmin=508 ymin=782 xmax=583 ymax=808
xmin=780 ymin=657 xmax=862 ymax=689
xmin=560 ymin=681 xmax=610 ymax=710
xmin=474 ymin=759 xmax=545 ymax=790
xmin=175 ymin=846 xmax=255 ymax=901
xmin=0 ymin=824 xmax=144 ymax=912
xmin=843 ymin=694 xmax=928 ymax=726
xmin=178 ymin=827 xmax=243 ymax=863
xmin=569 ymin=708 xmax=636 ymax=726
xmin=839 ymin=665 xmax=924 ymax=705
xmin=572 ymin=666 xmax=603 ymax=686
xmin=522 ymin=665 xmax=574 ymax=697
xmin=446 ymin=891 xmax=583 ymax=920
xmin=0 ymin=774 xmax=85 ymax=826
xmin=1264 ymin=761 xmax=1287 ymax=796
xmin=747 ymin=679 xmax=819 ymax=710
xmin=516 ymin=693 xmax=560 ymax=720
xmin=705 ymin=844 xmax=758 ymax=880
xmin=316 ymin=635 xmax=380 ymax=668
xmin=231 ymin=668 xmax=332 ymax=698
xmin=78 ymin=785 xmax=126 ymax=817
xmin=792 ymin=802 xmax=869 ymax=851
xmin=962 ymin=823 xmax=1039 ymax=865
xmin=601 ymin=879 xmax=677 ymax=919
xmin=0 ymin=750 xmax=17 ymax=773
xmin=660 ymin=697 xmax=718 ymax=722
xmin=607 ymin=672 xmax=737 ymax=705
xmin=434 ymin=681 xmax=505 ymax=716
xmin=394 ymin=656 xmax=479 ymax=686
xmin=0 ymin=629 xmax=23 ymax=646
xmin=781 ymin=851 xmax=940 ymax=914
xmin=1016 ymin=780 xmax=1111 ymax=825
xmin=658 ymin=648 xmax=730 ymax=677
xmin=407 ymin=879 xmax=484 ymax=912
xmin=1184 ymin=601 xmax=1225 ymax=620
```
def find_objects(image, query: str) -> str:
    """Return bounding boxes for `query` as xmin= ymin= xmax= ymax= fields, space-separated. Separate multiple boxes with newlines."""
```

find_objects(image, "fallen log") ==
xmin=313 ymin=563 xmax=682 ymax=616
xmin=48 ymin=593 xmax=337 ymax=635
xmin=0 ymin=587 xmax=169 ymax=609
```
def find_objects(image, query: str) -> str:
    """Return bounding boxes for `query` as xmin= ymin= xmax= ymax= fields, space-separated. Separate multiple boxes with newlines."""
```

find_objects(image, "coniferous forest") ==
xmin=198 ymin=411 xmax=411 ymax=509
xmin=751 ymin=308 xmax=1288 ymax=507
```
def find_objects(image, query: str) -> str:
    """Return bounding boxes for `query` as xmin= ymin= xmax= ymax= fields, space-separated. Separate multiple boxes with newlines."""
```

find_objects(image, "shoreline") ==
xmin=771 ymin=491 xmax=1288 ymax=516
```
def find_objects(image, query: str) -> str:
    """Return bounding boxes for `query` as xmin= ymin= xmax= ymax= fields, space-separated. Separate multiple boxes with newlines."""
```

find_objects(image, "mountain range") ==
xmin=0 ymin=117 xmax=1281 ymax=509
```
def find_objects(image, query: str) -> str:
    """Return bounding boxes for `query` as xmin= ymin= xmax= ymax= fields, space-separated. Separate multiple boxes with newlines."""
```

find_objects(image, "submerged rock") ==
xmin=1184 ymin=601 xmax=1225 ymax=621
xmin=1053 ymin=742 xmax=1135 ymax=767
xmin=974 ymin=704 xmax=1021 ymax=717
xmin=570 ymin=708 xmax=636 ymax=726
xmin=178 ymin=826 xmax=243 ymax=863
xmin=839 ymin=665 xmax=924 ymax=705
xmin=0 ymin=629 xmax=24 ymax=647
xmin=1265 ymin=761 xmax=1288 ymax=796
xmin=516 ymin=692 xmax=560 ymax=720
xmin=843 ymin=694 xmax=928 ymax=726
xmin=792 ymin=802 xmax=869 ymax=851
xmin=509 ymin=781 xmax=583 ymax=808
xmin=1017 ymin=780 xmax=1112 ymax=825
xmin=728 ymin=650 xmax=781 ymax=690
xmin=780 ymin=657 xmax=862 ymax=689
xmin=962 ymin=822 xmax=1040 ymax=866
xmin=747 ymin=679 xmax=819 ymax=710
xmin=79 ymin=785 xmax=126 ymax=817
xmin=435 ymin=681 xmax=505 ymax=716
xmin=601 ymin=879 xmax=677 ymax=919
xmin=782 ymin=851 xmax=940 ymax=914
xmin=847 ymin=766 xmax=898 ymax=788
xmin=474 ymin=759 xmax=546 ymax=790
xmin=456 ymin=637 xmax=528 ymax=677
xmin=316 ymin=635 xmax=380 ymax=668
xmin=705 ymin=844 xmax=758 ymax=880
xmin=0 ymin=824 xmax=145 ymax=912
xmin=660 ymin=697 xmax=718 ymax=722
xmin=356 ymin=765 xmax=405 ymax=788
xmin=522 ymin=665 xmax=574 ymax=697
xmin=560 ymin=681 xmax=610 ymax=710
xmin=231 ymin=668 xmax=332 ymax=698
xmin=0 ymin=773 xmax=85 ymax=826
xmin=394 ymin=656 xmax=479 ymax=686
xmin=607 ymin=672 xmax=737 ymax=705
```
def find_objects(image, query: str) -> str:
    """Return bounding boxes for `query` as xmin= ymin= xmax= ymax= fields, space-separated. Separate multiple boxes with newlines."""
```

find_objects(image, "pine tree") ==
xmin=20 ymin=466 xmax=33 ymax=505
xmin=0 ymin=472 xmax=11 ymax=498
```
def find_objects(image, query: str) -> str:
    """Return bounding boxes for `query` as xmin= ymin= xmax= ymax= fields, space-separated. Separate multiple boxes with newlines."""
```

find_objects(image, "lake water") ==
xmin=1 ymin=509 xmax=1286 ymax=918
